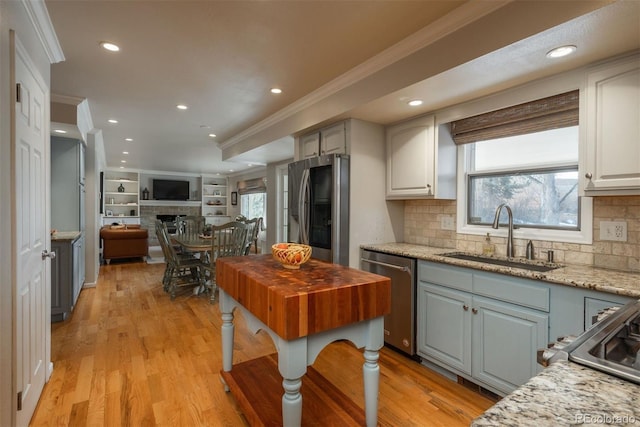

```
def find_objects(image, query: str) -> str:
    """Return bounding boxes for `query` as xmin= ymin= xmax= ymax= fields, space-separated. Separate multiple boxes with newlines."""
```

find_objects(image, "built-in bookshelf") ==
xmin=202 ymin=176 xmax=231 ymax=225
xmin=103 ymin=170 xmax=140 ymax=223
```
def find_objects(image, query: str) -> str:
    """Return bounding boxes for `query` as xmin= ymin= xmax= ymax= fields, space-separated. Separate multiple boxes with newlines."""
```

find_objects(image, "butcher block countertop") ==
xmin=361 ymin=243 xmax=640 ymax=299
xmin=216 ymin=254 xmax=391 ymax=340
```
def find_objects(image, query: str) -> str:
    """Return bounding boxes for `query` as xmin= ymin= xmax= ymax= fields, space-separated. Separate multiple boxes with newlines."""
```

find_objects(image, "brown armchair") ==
xmin=100 ymin=224 xmax=149 ymax=264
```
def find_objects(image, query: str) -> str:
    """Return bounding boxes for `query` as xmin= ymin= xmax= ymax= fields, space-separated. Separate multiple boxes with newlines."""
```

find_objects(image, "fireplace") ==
xmin=157 ymin=214 xmax=178 ymax=233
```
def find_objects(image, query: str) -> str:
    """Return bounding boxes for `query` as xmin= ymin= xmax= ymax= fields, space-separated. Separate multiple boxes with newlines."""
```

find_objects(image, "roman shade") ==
xmin=450 ymin=90 xmax=579 ymax=145
xmin=237 ymin=177 xmax=267 ymax=195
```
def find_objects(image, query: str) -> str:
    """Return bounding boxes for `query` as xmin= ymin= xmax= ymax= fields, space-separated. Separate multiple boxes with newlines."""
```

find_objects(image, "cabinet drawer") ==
xmin=418 ymin=261 xmax=472 ymax=292
xmin=473 ymin=273 xmax=549 ymax=312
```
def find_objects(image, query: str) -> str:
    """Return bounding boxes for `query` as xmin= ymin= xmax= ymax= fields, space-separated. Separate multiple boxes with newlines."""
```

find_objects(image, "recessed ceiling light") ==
xmin=100 ymin=41 xmax=120 ymax=52
xmin=53 ymin=129 xmax=67 ymax=134
xmin=108 ymin=119 xmax=118 ymax=124
xmin=229 ymin=169 xmax=234 ymax=172
xmin=270 ymin=88 xmax=282 ymax=94
xmin=122 ymin=151 xmax=129 ymax=155
xmin=546 ymin=45 xmax=577 ymax=59
xmin=408 ymin=100 xmax=423 ymax=107
xmin=119 ymin=166 xmax=124 ymax=169
xmin=208 ymin=133 xmax=217 ymax=138
xmin=125 ymin=138 xmax=133 ymax=142
xmin=247 ymin=163 xmax=253 ymax=167
xmin=176 ymin=104 xmax=188 ymax=110
xmin=120 ymin=160 xmax=126 ymax=163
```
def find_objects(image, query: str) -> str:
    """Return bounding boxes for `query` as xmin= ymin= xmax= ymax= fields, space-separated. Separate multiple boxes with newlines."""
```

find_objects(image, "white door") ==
xmin=14 ymin=36 xmax=50 ymax=426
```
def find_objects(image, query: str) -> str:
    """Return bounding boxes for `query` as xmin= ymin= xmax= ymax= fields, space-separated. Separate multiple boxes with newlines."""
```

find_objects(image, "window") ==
xmin=467 ymin=127 xmax=579 ymax=230
xmin=454 ymin=90 xmax=592 ymax=243
xmin=240 ymin=192 xmax=266 ymax=224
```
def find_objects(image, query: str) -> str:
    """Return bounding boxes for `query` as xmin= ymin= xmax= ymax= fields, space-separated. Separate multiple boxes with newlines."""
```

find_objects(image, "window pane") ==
xmin=240 ymin=192 xmax=266 ymax=224
xmin=473 ymin=126 xmax=578 ymax=171
xmin=468 ymin=168 xmax=579 ymax=230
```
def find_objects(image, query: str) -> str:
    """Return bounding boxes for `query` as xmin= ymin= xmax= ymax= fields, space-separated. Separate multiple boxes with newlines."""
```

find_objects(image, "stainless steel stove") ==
xmin=545 ymin=299 xmax=640 ymax=384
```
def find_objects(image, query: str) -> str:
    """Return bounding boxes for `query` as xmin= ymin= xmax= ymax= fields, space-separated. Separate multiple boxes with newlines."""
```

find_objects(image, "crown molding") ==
xmin=21 ymin=0 xmax=65 ymax=63
xmin=218 ymin=0 xmax=509 ymax=150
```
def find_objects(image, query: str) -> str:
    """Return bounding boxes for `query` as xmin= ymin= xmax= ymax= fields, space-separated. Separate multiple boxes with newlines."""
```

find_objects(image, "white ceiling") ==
xmin=45 ymin=0 xmax=640 ymax=177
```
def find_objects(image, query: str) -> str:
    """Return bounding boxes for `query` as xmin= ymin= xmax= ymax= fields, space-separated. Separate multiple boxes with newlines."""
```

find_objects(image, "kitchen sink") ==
xmin=439 ymin=252 xmax=562 ymax=272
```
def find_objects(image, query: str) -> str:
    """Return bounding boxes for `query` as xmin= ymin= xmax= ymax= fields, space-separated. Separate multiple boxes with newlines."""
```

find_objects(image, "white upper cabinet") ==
xmin=301 ymin=132 xmax=321 ymax=159
xmin=386 ymin=114 xmax=456 ymax=199
xmin=583 ymin=53 xmax=640 ymax=195
xmin=300 ymin=122 xmax=347 ymax=159
xmin=320 ymin=122 xmax=347 ymax=155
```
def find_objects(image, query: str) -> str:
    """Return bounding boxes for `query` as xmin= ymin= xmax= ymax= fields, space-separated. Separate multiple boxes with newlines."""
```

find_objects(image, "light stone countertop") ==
xmin=471 ymin=361 xmax=640 ymax=426
xmin=360 ymin=243 xmax=640 ymax=299
xmin=51 ymin=231 xmax=82 ymax=242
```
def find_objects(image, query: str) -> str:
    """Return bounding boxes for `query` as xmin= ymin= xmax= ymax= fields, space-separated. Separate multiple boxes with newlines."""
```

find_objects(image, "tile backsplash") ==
xmin=405 ymin=196 xmax=639 ymax=272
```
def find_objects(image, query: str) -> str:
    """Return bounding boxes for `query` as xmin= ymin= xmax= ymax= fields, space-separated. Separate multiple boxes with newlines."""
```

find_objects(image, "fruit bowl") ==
xmin=271 ymin=243 xmax=312 ymax=269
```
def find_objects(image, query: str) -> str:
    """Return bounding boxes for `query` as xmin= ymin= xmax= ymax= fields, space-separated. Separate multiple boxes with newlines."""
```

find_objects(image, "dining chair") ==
xmin=176 ymin=215 xmax=206 ymax=238
xmin=200 ymin=221 xmax=248 ymax=302
xmin=155 ymin=220 xmax=204 ymax=299
xmin=240 ymin=217 xmax=263 ymax=255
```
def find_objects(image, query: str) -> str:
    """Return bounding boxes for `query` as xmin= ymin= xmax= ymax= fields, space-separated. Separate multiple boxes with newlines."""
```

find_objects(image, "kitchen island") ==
xmin=216 ymin=254 xmax=390 ymax=426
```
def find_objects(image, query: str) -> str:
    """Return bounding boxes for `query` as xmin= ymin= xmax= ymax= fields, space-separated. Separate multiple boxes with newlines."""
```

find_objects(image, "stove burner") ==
xmin=563 ymin=300 xmax=640 ymax=384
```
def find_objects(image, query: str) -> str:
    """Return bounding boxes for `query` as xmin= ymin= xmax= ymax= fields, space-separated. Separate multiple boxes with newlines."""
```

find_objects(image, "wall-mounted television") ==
xmin=153 ymin=179 xmax=190 ymax=200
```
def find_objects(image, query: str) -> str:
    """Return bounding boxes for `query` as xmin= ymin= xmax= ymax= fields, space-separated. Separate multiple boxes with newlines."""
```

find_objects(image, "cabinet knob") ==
xmin=585 ymin=172 xmax=593 ymax=180
xmin=463 ymin=304 xmax=469 ymax=311
xmin=41 ymin=250 xmax=56 ymax=260
xmin=472 ymin=308 xmax=478 ymax=314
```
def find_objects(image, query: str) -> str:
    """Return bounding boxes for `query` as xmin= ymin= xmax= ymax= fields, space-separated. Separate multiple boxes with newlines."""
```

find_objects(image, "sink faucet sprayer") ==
xmin=492 ymin=203 xmax=515 ymax=258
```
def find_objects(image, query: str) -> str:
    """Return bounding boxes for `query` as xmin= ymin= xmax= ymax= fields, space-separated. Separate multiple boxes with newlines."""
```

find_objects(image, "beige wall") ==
xmin=405 ymin=196 xmax=639 ymax=272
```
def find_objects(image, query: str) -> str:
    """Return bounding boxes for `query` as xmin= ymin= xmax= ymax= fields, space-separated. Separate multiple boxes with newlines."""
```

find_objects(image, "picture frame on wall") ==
xmin=231 ymin=191 xmax=238 ymax=205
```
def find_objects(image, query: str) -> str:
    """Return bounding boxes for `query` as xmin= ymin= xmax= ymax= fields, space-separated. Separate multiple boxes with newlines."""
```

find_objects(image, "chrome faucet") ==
xmin=492 ymin=203 xmax=515 ymax=258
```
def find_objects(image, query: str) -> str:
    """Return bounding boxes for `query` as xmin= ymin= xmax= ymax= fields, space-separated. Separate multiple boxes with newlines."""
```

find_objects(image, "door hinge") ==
xmin=16 ymin=83 xmax=21 ymax=103
xmin=17 ymin=391 xmax=22 ymax=411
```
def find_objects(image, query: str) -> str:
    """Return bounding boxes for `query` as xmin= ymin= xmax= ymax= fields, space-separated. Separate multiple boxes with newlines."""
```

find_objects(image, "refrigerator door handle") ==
xmin=299 ymin=168 xmax=310 ymax=244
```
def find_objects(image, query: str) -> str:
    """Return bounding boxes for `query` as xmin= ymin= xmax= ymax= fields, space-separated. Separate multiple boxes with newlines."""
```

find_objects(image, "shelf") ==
xmin=104 ymin=191 xmax=138 ymax=196
xmin=220 ymin=354 xmax=367 ymax=426
xmin=105 ymin=179 xmax=138 ymax=183
xmin=139 ymin=200 xmax=201 ymax=207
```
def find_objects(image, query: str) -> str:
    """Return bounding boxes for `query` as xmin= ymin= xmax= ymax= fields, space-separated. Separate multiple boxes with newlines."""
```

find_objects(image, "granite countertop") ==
xmin=471 ymin=361 xmax=640 ymax=426
xmin=361 ymin=243 xmax=640 ymax=299
xmin=51 ymin=231 xmax=82 ymax=242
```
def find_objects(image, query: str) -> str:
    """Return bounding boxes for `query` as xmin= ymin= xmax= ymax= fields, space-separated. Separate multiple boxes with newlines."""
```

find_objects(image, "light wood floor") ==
xmin=30 ymin=260 xmax=495 ymax=426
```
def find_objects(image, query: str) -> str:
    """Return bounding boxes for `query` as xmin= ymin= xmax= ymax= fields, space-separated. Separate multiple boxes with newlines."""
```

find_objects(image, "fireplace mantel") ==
xmin=139 ymin=200 xmax=201 ymax=207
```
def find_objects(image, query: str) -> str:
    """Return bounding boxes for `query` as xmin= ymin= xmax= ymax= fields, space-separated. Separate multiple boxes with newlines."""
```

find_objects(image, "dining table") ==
xmin=171 ymin=233 xmax=212 ymax=256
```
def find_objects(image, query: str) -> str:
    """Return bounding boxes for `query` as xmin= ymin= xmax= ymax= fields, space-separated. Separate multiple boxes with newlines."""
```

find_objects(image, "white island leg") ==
xmin=363 ymin=316 xmax=384 ymax=427
xmin=219 ymin=289 xmax=235 ymax=391
xmin=277 ymin=337 xmax=308 ymax=427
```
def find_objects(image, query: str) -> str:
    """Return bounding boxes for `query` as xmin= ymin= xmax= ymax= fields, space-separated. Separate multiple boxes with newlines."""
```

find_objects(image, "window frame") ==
xmin=456 ymin=145 xmax=592 ymax=244
xmin=467 ymin=164 xmax=581 ymax=231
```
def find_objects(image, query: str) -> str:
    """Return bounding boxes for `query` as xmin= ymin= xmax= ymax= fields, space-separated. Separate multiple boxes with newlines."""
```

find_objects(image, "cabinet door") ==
xmin=301 ymin=132 xmax=320 ymax=159
xmin=472 ymin=296 xmax=548 ymax=394
xmin=386 ymin=115 xmax=435 ymax=198
xmin=72 ymin=236 xmax=85 ymax=306
xmin=51 ymin=241 xmax=72 ymax=322
xmin=584 ymin=55 xmax=640 ymax=193
xmin=320 ymin=122 xmax=346 ymax=155
xmin=584 ymin=297 xmax=625 ymax=329
xmin=417 ymin=282 xmax=472 ymax=374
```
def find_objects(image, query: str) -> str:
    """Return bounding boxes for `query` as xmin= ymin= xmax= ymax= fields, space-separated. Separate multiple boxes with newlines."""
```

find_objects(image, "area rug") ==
xmin=146 ymin=245 xmax=166 ymax=264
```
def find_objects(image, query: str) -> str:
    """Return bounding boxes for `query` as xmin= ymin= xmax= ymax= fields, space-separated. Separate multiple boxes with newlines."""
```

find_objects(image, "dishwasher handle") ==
xmin=361 ymin=258 xmax=411 ymax=273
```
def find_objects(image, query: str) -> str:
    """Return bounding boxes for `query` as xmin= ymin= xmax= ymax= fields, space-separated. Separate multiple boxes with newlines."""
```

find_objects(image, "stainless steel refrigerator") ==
xmin=288 ymin=154 xmax=349 ymax=266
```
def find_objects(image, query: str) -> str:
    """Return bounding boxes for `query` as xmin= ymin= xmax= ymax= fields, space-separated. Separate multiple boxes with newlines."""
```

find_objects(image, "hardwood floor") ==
xmin=30 ymin=260 xmax=495 ymax=426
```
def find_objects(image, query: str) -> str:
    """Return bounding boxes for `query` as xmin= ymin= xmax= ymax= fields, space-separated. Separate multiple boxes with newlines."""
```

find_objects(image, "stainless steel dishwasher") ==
xmin=360 ymin=249 xmax=416 ymax=357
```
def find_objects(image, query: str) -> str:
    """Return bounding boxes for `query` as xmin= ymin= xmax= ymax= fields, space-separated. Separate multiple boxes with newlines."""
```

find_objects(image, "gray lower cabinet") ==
xmin=417 ymin=260 xmax=549 ymax=396
xmin=51 ymin=236 xmax=83 ymax=322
